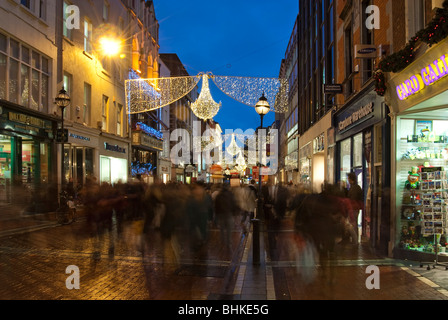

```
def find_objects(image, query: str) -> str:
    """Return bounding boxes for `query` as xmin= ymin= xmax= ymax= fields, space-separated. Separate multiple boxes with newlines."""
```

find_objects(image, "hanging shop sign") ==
xmin=396 ymin=54 xmax=448 ymax=101
xmin=355 ymin=44 xmax=378 ymax=59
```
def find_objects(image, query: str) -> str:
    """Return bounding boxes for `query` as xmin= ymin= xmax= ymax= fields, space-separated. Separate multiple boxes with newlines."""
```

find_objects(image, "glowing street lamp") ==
xmin=252 ymin=93 xmax=270 ymax=265
xmin=99 ymin=36 xmax=122 ymax=57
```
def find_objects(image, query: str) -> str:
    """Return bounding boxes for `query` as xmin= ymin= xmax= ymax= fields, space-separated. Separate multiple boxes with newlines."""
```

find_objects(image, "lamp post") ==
xmin=55 ymin=87 xmax=70 ymax=197
xmin=252 ymin=93 xmax=270 ymax=265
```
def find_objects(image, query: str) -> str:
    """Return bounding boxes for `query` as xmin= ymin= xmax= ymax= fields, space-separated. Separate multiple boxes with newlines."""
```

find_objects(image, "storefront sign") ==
xmin=132 ymin=132 xmax=163 ymax=151
xmin=338 ymin=102 xmax=374 ymax=132
xmin=69 ymin=133 xmax=91 ymax=142
xmin=104 ymin=142 xmax=126 ymax=154
xmin=8 ymin=112 xmax=52 ymax=130
xmin=396 ymin=54 xmax=448 ymax=100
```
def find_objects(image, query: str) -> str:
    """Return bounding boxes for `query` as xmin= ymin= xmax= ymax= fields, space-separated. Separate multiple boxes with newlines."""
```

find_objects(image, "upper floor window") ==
xmin=84 ymin=19 xmax=93 ymax=54
xmin=21 ymin=0 xmax=31 ymax=10
xmin=103 ymin=1 xmax=110 ymax=21
xmin=63 ymin=1 xmax=72 ymax=40
xmin=0 ymin=32 xmax=50 ymax=111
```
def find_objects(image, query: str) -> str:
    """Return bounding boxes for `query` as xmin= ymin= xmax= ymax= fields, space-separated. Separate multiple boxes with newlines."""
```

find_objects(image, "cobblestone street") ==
xmin=1 ymin=212 xmax=448 ymax=301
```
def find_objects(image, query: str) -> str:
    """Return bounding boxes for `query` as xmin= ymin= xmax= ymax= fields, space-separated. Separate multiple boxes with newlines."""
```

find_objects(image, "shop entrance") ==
xmin=64 ymin=146 xmax=94 ymax=190
xmin=0 ymin=135 xmax=12 ymax=204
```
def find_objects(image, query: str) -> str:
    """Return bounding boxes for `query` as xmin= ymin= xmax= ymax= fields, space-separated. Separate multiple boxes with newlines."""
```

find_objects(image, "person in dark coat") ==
xmin=214 ymin=184 xmax=238 ymax=248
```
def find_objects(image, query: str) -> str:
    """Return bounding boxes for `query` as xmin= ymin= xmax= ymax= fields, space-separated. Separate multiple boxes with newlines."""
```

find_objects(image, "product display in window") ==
xmin=398 ymin=119 xmax=448 ymax=254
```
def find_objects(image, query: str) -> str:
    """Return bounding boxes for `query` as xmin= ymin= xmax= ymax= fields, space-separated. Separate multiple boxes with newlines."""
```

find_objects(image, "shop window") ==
xmin=353 ymin=133 xmax=363 ymax=168
xmin=0 ymin=135 xmax=12 ymax=204
xmin=397 ymin=117 xmax=448 ymax=254
xmin=340 ymin=138 xmax=351 ymax=183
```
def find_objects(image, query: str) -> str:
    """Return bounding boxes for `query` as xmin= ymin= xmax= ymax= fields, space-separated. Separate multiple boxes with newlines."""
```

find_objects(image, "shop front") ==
xmin=99 ymin=134 xmax=130 ymax=185
xmin=65 ymin=125 xmax=98 ymax=189
xmin=131 ymin=130 xmax=162 ymax=184
xmin=334 ymin=84 xmax=389 ymax=249
xmin=0 ymin=100 xmax=58 ymax=212
xmin=299 ymin=111 xmax=333 ymax=193
xmin=387 ymin=37 xmax=448 ymax=260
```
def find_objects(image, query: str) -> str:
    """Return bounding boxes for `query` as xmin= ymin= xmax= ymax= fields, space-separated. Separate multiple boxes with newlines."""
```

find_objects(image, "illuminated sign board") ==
xmin=397 ymin=54 xmax=448 ymax=100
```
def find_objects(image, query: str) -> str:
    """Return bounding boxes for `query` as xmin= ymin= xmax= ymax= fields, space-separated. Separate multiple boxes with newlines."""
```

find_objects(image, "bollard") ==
xmin=252 ymin=218 xmax=260 ymax=265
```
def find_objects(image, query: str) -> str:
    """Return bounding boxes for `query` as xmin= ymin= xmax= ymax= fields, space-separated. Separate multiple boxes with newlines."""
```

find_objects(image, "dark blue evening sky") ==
xmin=153 ymin=0 xmax=298 ymax=132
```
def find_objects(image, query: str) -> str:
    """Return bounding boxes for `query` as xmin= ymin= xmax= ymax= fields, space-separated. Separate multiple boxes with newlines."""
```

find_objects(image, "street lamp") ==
xmin=99 ymin=36 xmax=122 ymax=57
xmin=55 ymin=87 xmax=70 ymax=191
xmin=252 ymin=93 xmax=270 ymax=265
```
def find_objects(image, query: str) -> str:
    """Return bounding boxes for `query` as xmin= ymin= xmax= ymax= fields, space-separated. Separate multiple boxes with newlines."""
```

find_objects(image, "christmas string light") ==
xmin=125 ymin=71 xmax=200 ymax=114
xmin=211 ymin=75 xmax=289 ymax=113
xmin=190 ymin=74 xmax=222 ymax=120
xmin=125 ymin=71 xmax=289 ymax=114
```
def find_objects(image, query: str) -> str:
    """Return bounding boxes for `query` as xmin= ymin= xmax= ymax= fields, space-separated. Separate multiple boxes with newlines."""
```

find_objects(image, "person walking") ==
xmin=347 ymin=173 xmax=363 ymax=244
xmin=214 ymin=184 xmax=238 ymax=249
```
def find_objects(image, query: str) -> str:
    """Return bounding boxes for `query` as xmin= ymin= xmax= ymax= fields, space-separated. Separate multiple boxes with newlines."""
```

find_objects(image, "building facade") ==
xmin=0 ymin=0 xmax=60 ymax=212
xmin=382 ymin=0 xmax=448 ymax=260
xmin=159 ymin=53 xmax=198 ymax=184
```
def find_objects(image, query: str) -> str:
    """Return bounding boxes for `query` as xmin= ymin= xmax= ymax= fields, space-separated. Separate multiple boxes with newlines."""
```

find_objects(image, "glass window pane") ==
xmin=353 ymin=133 xmax=363 ymax=167
xmin=22 ymin=46 xmax=30 ymax=64
xmin=41 ymin=57 xmax=49 ymax=73
xmin=31 ymin=69 xmax=39 ymax=110
xmin=9 ymin=59 xmax=19 ymax=104
xmin=85 ymin=148 xmax=94 ymax=178
xmin=0 ymin=33 xmax=6 ymax=53
xmin=0 ymin=53 xmax=6 ymax=99
xmin=10 ymin=40 xmax=20 ymax=59
xmin=41 ymin=74 xmax=48 ymax=111
xmin=32 ymin=51 xmax=40 ymax=69
xmin=20 ymin=64 xmax=30 ymax=107
xmin=340 ymin=138 xmax=351 ymax=182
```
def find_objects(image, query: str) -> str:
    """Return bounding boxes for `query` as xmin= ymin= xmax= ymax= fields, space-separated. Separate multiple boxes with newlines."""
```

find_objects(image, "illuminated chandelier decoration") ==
xmin=125 ymin=71 xmax=289 ymax=115
xmin=125 ymin=72 xmax=200 ymax=114
xmin=190 ymin=74 xmax=222 ymax=120
xmin=226 ymin=134 xmax=241 ymax=156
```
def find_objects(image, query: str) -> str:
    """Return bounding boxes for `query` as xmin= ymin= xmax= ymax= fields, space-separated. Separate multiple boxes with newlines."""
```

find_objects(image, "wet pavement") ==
xmin=0 ymin=206 xmax=448 ymax=301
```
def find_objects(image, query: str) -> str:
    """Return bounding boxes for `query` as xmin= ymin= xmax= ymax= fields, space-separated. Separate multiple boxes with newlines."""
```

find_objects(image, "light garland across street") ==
xmin=125 ymin=72 xmax=289 ymax=116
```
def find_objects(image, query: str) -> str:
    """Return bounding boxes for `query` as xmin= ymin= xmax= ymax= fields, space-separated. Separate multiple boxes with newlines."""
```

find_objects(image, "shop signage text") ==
xmin=8 ymin=112 xmax=52 ymax=129
xmin=338 ymin=102 xmax=374 ymax=132
xmin=104 ymin=142 xmax=126 ymax=154
xmin=69 ymin=133 xmax=91 ymax=142
xmin=396 ymin=54 xmax=448 ymax=100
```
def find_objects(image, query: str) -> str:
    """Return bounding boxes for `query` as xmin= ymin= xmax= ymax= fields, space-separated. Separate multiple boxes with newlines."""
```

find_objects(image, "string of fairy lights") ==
xmin=126 ymin=72 xmax=288 ymax=171
xmin=125 ymin=72 xmax=289 ymax=118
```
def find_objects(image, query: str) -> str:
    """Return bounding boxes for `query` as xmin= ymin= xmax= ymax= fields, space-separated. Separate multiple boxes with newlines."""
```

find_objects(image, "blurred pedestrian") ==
xmin=214 ymin=184 xmax=238 ymax=249
xmin=239 ymin=180 xmax=257 ymax=233
xmin=186 ymin=183 xmax=213 ymax=251
xmin=347 ymin=173 xmax=363 ymax=244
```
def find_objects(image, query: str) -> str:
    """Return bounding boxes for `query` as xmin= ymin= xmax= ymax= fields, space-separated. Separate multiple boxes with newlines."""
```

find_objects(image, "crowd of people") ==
xmin=70 ymin=174 xmax=364 ymax=264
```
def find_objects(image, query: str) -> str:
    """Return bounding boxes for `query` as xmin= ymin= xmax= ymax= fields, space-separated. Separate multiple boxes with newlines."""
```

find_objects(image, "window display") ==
xmin=397 ymin=118 xmax=448 ymax=254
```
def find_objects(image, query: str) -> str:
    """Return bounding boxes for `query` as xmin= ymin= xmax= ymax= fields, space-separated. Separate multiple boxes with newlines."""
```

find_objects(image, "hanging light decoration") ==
xmin=226 ymin=134 xmax=241 ymax=156
xmin=125 ymin=72 xmax=200 ymax=114
xmin=211 ymin=75 xmax=289 ymax=113
xmin=124 ymin=71 xmax=289 ymax=115
xmin=190 ymin=74 xmax=222 ymax=120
